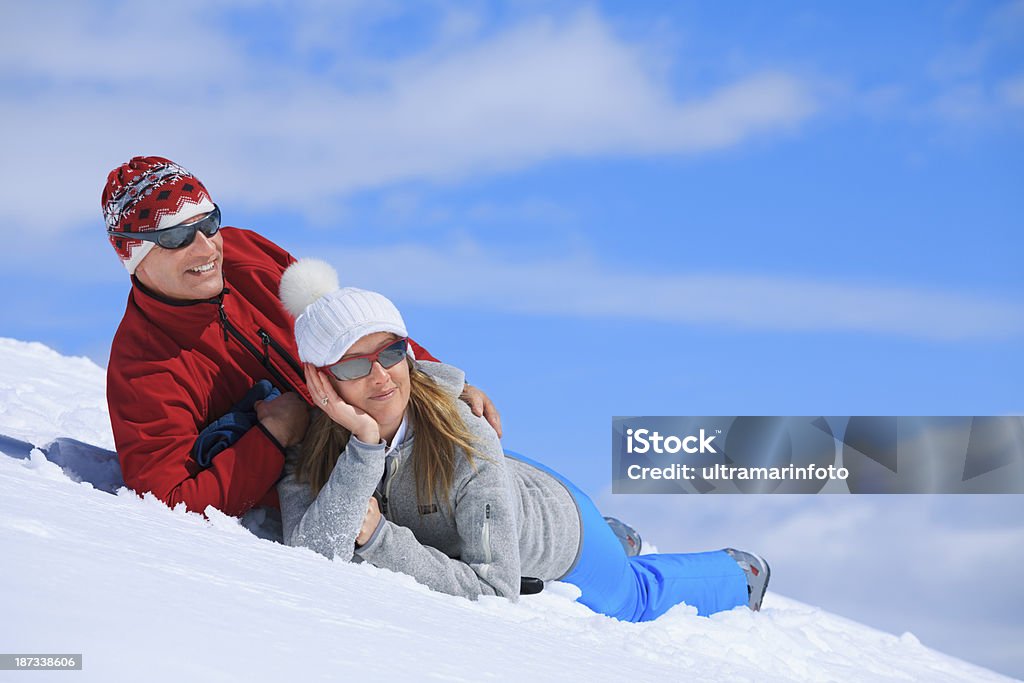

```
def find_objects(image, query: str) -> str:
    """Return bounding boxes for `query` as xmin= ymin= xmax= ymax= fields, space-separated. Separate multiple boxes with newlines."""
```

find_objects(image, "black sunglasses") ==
xmin=108 ymin=205 xmax=221 ymax=250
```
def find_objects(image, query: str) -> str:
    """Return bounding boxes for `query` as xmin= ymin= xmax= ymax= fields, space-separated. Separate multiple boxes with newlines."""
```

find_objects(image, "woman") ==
xmin=276 ymin=259 xmax=769 ymax=621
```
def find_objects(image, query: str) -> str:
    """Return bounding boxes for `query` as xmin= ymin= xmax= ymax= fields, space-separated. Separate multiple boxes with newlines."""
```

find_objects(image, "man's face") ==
xmin=134 ymin=212 xmax=225 ymax=302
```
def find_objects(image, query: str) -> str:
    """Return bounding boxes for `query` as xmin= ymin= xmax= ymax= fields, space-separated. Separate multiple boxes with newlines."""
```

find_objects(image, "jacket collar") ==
xmin=130 ymin=275 xmax=228 ymax=333
xmin=385 ymin=413 xmax=411 ymax=455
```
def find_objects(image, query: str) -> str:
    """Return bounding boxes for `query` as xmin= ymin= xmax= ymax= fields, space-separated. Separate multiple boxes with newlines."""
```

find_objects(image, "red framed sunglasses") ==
xmin=324 ymin=337 xmax=408 ymax=380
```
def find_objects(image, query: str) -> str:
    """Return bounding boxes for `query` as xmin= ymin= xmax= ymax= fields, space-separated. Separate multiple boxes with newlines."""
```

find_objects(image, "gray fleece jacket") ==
xmin=277 ymin=361 xmax=582 ymax=602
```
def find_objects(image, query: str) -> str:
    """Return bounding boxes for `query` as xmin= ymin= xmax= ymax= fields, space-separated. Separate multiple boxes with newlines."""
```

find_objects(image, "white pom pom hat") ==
xmin=279 ymin=259 xmax=408 ymax=367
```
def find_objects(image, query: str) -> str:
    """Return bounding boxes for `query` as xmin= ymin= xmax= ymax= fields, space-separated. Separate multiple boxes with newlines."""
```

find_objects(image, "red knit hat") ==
xmin=102 ymin=156 xmax=216 ymax=274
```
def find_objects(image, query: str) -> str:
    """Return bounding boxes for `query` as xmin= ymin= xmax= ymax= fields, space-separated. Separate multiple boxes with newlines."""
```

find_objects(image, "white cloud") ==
xmin=310 ymin=241 xmax=1024 ymax=340
xmin=0 ymin=4 xmax=818 ymax=234
xmin=922 ymin=1 xmax=1024 ymax=123
xmin=0 ymin=2 xmax=245 ymax=85
xmin=998 ymin=74 xmax=1024 ymax=109
xmin=931 ymin=84 xmax=990 ymax=123
xmin=928 ymin=0 xmax=1024 ymax=81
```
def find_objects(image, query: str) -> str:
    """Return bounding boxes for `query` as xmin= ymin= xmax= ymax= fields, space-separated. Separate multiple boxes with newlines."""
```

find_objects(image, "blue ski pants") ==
xmin=506 ymin=452 xmax=748 ymax=622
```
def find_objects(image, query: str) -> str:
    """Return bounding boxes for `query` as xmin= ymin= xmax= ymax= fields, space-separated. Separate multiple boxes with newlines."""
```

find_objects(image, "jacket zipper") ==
xmin=258 ymin=328 xmax=303 ymax=377
xmin=217 ymin=301 xmax=300 ymax=396
xmin=380 ymin=455 xmax=401 ymax=517
xmin=482 ymin=503 xmax=492 ymax=564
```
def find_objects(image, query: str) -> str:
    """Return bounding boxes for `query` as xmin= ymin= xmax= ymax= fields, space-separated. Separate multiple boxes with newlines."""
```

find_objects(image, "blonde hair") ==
xmin=296 ymin=360 xmax=483 ymax=510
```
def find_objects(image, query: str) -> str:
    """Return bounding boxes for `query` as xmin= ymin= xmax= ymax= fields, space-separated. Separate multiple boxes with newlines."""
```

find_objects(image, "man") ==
xmin=103 ymin=156 xmax=499 ymax=517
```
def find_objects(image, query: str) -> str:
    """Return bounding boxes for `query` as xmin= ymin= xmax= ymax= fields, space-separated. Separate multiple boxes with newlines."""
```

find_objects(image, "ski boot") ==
xmin=604 ymin=516 xmax=643 ymax=557
xmin=724 ymin=548 xmax=771 ymax=611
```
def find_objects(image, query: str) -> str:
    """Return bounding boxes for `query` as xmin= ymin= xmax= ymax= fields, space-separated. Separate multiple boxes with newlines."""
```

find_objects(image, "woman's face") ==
xmin=329 ymin=332 xmax=411 ymax=438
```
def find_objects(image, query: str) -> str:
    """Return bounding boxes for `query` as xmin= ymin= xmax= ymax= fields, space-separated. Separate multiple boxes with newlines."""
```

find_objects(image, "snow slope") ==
xmin=0 ymin=337 xmax=1018 ymax=682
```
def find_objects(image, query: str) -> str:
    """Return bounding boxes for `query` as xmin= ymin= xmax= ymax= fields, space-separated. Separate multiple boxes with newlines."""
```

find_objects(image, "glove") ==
xmin=192 ymin=380 xmax=282 ymax=467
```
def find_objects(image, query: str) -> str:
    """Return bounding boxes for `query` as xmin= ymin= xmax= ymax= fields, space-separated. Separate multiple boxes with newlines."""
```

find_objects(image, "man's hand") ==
xmin=355 ymin=495 xmax=382 ymax=547
xmin=460 ymin=384 xmax=502 ymax=438
xmin=255 ymin=392 xmax=309 ymax=447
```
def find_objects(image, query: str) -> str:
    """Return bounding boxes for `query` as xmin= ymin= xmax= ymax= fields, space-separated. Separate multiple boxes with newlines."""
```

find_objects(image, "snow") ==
xmin=0 ymin=337 xmax=1018 ymax=682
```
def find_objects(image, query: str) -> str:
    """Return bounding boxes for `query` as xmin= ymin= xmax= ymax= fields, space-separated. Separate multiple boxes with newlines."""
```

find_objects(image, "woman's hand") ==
xmin=355 ymin=495 xmax=382 ymax=547
xmin=304 ymin=363 xmax=381 ymax=445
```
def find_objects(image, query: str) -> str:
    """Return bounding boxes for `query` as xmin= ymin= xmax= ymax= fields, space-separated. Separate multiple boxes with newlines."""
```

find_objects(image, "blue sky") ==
xmin=1 ymin=1 xmax=1023 ymax=678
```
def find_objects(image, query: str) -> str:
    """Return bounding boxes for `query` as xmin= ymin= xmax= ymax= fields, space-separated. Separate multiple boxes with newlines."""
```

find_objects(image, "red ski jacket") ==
xmin=107 ymin=227 xmax=435 ymax=516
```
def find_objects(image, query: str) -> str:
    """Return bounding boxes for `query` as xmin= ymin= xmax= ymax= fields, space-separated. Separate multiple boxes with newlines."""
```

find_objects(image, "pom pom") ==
xmin=279 ymin=259 xmax=340 ymax=317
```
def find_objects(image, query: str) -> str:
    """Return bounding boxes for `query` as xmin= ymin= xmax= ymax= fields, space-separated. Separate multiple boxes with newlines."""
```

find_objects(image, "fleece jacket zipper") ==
xmin=482 ymin=503 xmax=492 ymax=565
xmin=381 ymin=455 xmax=401 ymax=517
